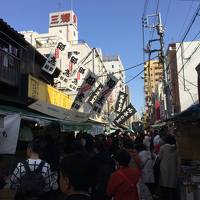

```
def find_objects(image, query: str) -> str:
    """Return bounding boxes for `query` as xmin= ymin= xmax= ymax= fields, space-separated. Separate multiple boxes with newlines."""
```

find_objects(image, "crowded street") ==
xmin=1 ymin=0 xmax=200 ymax=200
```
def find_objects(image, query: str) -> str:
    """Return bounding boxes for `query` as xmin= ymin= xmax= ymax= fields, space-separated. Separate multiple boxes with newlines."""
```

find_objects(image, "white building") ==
xmin=21 ymin=10 xmax=108 ymax=91
xmin=166 ymin=41 xmax=199 ymax=113
xmin=21 ymin=10 xmax=127 ymax=125
xmin=102 ymin=55 xmax=126 ymax=120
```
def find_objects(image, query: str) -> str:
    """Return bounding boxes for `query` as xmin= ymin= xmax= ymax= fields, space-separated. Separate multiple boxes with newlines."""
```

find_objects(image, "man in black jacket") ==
xmin=59 ymin=151 xmax=96 ymax=200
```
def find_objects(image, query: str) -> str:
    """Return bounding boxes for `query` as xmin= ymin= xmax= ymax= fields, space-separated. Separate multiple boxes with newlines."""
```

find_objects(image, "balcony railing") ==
xmin=0 ymin=49 xmax=20 ymax=86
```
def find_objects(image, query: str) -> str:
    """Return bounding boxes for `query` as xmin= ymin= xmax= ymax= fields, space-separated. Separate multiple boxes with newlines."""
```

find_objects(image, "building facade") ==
xmin=144 ymin=60 xmax=163 ymax=124
xmin=166 ymin=41 xmax=199 ymax=114
xmin=102 ymin=55 xmax=126 ymax=121
xmin=0 ymin=19 xmax=56 ymax=106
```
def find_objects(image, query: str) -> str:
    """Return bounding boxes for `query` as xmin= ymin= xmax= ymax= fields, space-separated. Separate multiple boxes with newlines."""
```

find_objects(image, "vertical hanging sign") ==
xmin=114 ymin=91 xmax=128 ymax=113
xmin=92 ymin=74 xmax=118 ymax=114
xmin=113 ymin=103 xmax=136 ymax=126
xmin=87 ymin=84 xmax=104 ymax=107
xmin=42 ymin=41 xmax=66 ymax=74
xmin=71 ymin=70 xmax=97 ymax=110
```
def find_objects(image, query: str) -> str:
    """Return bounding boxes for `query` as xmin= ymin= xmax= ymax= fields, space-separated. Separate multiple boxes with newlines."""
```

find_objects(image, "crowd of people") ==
xmin=1 ymin=128 xmax=179 ymax=200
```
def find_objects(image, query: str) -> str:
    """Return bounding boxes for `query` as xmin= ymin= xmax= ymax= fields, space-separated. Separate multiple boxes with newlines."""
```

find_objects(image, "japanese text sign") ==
xmin=115 ymin=91 xmax=128 ymax=113
xmin=66 ymin=65 xmax=87 ymax=91
xmin=87 ymin=84 xmax=104 ymax=106
xmin=42 ymin=41 xmax=66 ymax=75
xmin=49 ymin=11 xmax=77 ymax=27
xmin=92 ymin=74 xmax=118 ymax=114
xmin=113 ymin=103 xmax=136 ymax=126
xmin=71 ymin=70 xmax=97 ymax=110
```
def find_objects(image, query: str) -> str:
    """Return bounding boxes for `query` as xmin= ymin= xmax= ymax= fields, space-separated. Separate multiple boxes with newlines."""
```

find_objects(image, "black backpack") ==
xmin=19 ymin=160 xmax=46 ymax=197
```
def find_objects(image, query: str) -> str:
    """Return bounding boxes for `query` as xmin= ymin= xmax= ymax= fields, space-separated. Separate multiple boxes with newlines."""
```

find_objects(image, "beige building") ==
xmin=144 ymin=60 xmax=163 ymax=99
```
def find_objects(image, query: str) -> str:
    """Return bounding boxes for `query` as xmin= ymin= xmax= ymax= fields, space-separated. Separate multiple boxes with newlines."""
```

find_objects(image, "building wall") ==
xmin=144 ymin=60 xmax=163 ymax=96
xmin=103 ymin=56 xmax=125 ymax=105
xmin=166 ymin=43 xmax=181 ymax=113
xmin=144 ymin=60 xmax=163 ymax=122
xmin=175 ymin=41 xmax=199 ymax=111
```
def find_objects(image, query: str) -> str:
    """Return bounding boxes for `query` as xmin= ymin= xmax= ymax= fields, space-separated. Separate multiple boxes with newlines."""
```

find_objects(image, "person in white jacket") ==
xmin=136 ymin=143 xmax=155 ymax=195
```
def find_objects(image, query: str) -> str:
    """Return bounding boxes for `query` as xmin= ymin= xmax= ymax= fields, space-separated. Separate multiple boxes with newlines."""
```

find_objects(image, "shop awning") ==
xmin=170 ymin=104 xmax=200 ymax=123
xmin=0 ymin=105 xmax=57 ymax=125
xmin=0 ymin=105 xmax=107 ymax=134
xmin=151 ymin=122 xmax=167 ymax=128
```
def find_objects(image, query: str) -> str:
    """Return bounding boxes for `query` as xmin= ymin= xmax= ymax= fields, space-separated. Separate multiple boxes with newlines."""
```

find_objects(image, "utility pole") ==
xmin=156 ymin=13 xmax=171 ymax=118
xmin=143 ymin=12 xmax=171 ymax=121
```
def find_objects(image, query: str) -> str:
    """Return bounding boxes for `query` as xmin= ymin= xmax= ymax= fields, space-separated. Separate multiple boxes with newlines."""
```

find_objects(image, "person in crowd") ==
xmin=123 ymin=139 xmax=141 ymax=169
xmin=136 ymin=143 xmax=155 ymax=196
xmin=159 ymin=134 xmax=179 ymax=200
xmin=0 ymin=157 xmax=7 ymax=190
xmin=59 ymin=151 xmax=96 ymax=200
xmin=143 ymin=132 xmax=151 ymax=151
xmin=106 ymin=149 xmax=140 ymax=200
xmin=10 ymin=139 xmax=52 ymax=200
xmin=92 ymin=139 xmax=115 ymax=200
xmin=41 ymin=134 xmax=60 ymax=199
xmin=153 ymin=130 xmax=161 ymax=154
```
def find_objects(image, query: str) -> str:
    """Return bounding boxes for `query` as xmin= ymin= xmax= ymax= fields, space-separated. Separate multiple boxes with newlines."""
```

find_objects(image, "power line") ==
xmin=143 ymin=0 xmax=149 ymax=17
xmin=164 ymin=0 xmax=172 ymax=27
xmin=150 ymin=0 xmax=160 ymax=41
xmin=98 ymin=55 xmax=158 ymax=78
xmin=178 ymin=40 xmax=200 ymax=74
xmin=166 ymin=3 xmax=200 ymax=73
xmin=178 ymin=74 xmax=198 ymax=87
xmin=177 ymin=2 xmax=200 ymax=53
xmin=177 ymin=0 xmax=194 ymax=40
xmin=125 ymin=69 xmax=145 ymax=84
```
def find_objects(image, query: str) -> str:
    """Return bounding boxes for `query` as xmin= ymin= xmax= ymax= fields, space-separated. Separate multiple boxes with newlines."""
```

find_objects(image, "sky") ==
xmin=0 ymin=0 xmax=200 ymax=114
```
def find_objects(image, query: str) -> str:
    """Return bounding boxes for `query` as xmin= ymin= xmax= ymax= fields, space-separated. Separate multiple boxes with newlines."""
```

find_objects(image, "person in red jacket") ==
xmin=106 ymin=149 xmax=140 ymax=200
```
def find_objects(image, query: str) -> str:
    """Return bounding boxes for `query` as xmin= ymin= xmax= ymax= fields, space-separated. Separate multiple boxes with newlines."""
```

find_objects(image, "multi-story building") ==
xmin=144 ymin=60 xmax=163 ymax=97
xmin=0 ymin=18 xmax=55 ymax=106
xmin=102 ymin=55 xmax=126 ymax=121
xmin=166 ymin=41 xmax=199 ymax=114
xmin=21 ymin=11 xmax=107 ymax=93
xmin=144 ymin=60 xmax=163 ymax=123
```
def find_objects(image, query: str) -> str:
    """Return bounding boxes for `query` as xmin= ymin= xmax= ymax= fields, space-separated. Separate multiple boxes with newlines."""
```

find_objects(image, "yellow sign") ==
xmin=28 ymin=75 xmax=73 ymax=109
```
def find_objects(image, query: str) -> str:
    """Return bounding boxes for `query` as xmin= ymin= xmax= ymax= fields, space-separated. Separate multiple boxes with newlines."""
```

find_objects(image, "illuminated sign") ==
xmin=28 ymin=75 xmax=72 ymax=109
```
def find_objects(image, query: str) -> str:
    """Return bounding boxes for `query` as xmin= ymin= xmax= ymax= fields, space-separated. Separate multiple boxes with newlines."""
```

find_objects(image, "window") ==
xmin=74 ymin=31 xmax=76 ymax=37
xmin=112 ymin=65 xmax=114 ymax=68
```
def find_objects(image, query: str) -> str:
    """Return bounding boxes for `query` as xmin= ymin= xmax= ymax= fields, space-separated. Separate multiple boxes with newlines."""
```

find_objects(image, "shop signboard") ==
xmin=71 ymin=70 xmax=97 ymax=110
xmin=28 ymin=75 xmax=73 ymax=109
xmin=113 ymin=103 xmax=136 ymax=126
xmin=114 ymin=91 xmax=128 ymax=113
xmin=28 ymin=100 xmax=90 ymax=122
xmin=92 ymin=74 xmax=118 ymax=114
xmin=49 ymin=11 xmax=77 ymax=28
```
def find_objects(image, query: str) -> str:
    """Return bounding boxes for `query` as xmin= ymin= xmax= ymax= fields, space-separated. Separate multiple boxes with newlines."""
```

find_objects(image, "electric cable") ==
xmin=178 ymin=41 xmax=200 ymax=74
xmin=125 ymin=69 xmax=145 ymax=84
xmin=164 ymin=0 xmax=172 ymax=27
xmin=177 ymin=0 xmax=194 ymax=40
